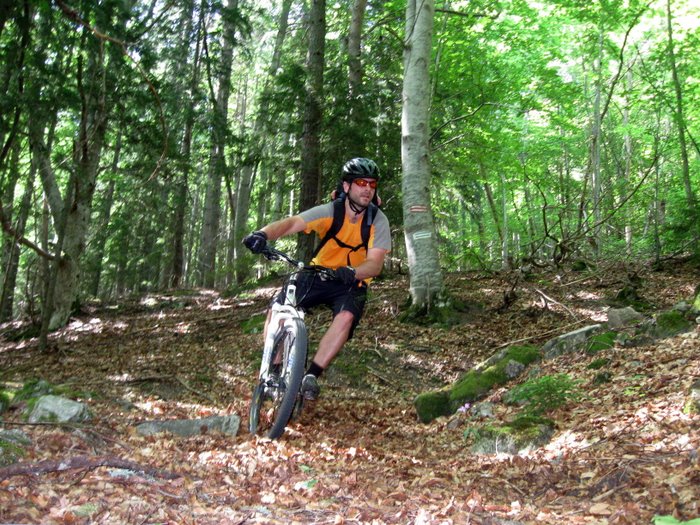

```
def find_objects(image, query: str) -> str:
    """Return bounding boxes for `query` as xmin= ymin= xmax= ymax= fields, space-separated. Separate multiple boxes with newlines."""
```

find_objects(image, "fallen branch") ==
xmin=0 ymin=454 xmax=181 ymax=481
xmin=494 ymin=319 xmax=587 ymax=350
xmin=534 ymin=288 xmax=578 ymax=319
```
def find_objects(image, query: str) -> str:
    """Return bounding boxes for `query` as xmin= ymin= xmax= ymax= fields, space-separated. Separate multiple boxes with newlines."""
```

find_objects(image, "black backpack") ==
xmin=312 ymin=192 xmax=378 ymax=266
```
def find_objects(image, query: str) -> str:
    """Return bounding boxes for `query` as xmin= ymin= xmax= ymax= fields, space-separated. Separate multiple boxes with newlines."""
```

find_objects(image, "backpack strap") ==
xmin=312 ymin=198 xmax=346 ymax=259
xmin=312 ymin=197 xmax=377 ymax=266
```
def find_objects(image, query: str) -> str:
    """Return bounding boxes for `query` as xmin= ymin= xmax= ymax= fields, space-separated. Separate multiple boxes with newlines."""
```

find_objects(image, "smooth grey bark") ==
xmin=401 ymin=0 xmax=444 ymax=308
xmin=298 ymin=0 xmax=326 ymax=263
xmin=197 ymin=0 xmax=237 ymax=287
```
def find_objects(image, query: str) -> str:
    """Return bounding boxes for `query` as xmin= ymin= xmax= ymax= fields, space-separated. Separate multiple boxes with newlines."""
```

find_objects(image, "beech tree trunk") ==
xmin=401 ymin=0 xmax=444 ymax=308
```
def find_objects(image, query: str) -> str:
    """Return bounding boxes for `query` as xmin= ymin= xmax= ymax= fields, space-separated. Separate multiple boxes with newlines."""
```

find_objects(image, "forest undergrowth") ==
xmin=0 ymin=260 xmax=699 ymax=524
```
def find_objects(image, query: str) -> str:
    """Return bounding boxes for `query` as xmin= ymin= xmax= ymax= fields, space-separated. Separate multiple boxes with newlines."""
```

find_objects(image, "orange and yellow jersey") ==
xmin=299 ymin=202 xmax=391 ymax=282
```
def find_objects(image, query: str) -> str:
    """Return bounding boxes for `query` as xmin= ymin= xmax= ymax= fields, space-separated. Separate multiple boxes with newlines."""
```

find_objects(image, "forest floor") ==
xmin=0 ymin=259 xmax=699 ymax=524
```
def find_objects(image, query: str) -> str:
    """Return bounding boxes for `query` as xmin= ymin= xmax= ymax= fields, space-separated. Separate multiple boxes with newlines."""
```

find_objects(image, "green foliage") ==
xmin=0 ymin=391 xmax=10 ymax=414
xmin=586 ymin=332 xmax=616 ymax=355
xmin=241 ymin=313 xmax=266 ymax=334
xmin=653 ymin=516 xmax=700 ymax=525
xmin=506 ymin=374 xmax=582 ymax=416
xmin=11 ymin=379 xmax=93 ymax=404
xmin=587 ymin=357 xmax=611 ymax=370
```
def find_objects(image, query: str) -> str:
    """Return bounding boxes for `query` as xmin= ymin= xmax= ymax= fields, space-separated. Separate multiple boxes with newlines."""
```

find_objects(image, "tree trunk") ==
xmin=401 ymin=0 xmax=444 ymax=308
xmin=666 ymin=0 xmax=698 ymax=243
xmin=33 ymin=22 xmax=110 ymax=331
xmin=0 ymin=142 xmax=33 ymax=321
xmin=622 ymin=70 xmax=633 ymax=255
xmin=87 ymin=129 xmax=120 ymax=297
xmin=197 ymin=0 xmax=237 ymax=287
xmin=298 ymin=0 xmax=326 ymax=263
xmin=233 ymin=0 xmax=292 ymax=282
xmin=589 ymin=26 xmax=603 ymax=258
xmin=170 ymin=0 xmax=204 ymax=288
xmin=347 ymin=0 xmax=368 ymax=152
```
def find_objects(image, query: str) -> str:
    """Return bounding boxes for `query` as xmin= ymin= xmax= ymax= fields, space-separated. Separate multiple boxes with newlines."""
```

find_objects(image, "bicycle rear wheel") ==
xmin=248 ymin=318 xmax=307 ymax=439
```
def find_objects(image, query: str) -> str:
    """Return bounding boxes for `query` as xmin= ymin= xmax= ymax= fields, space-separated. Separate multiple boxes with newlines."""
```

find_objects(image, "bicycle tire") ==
xmin=249 ymin=318 xmax=307 ymax=439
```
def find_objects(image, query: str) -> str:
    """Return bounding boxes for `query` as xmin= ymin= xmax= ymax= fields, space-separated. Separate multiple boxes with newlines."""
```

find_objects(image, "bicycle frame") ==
xmin=259 ymin=261 xmax=306 ymax=381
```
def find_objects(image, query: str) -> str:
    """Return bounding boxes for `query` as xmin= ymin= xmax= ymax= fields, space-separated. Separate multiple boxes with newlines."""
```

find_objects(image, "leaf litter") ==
xmin=0 ymin=261 xmax=698 ymax=524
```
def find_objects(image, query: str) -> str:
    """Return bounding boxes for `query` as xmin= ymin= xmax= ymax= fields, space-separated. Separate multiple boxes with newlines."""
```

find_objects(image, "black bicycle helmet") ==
xmin=341 ymin=158 xmax=380 ymax=182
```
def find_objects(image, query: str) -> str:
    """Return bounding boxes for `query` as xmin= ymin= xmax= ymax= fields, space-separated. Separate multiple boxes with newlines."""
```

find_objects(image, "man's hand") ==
xmin=243 ymin=231 xmax=268 ymax=254
xmin=332 ymin=266 xmax=357 ymax=286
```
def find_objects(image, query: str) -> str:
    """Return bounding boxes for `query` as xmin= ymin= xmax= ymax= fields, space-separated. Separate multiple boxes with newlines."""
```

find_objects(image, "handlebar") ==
xmin=260 ymin=246 xmax=302 ymax=267
xmin=260 ymin=246 xmax=338 ymax=280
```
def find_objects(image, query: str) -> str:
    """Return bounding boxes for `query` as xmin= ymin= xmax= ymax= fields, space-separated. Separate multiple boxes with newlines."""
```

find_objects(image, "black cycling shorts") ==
xmin=273 ymin=270 xmax=367 ymax=339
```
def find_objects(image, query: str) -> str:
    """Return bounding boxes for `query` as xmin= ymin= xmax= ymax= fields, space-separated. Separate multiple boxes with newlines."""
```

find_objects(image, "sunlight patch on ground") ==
xmin=575 ymin=307 xmax=607 ymax=322
xmin=541 ymin=430 xmax=594 ymax=458
xmin=66 ymin=317 xmax=104 ymax=333
xmin=207 ymin=299 xmax=234 ymax=311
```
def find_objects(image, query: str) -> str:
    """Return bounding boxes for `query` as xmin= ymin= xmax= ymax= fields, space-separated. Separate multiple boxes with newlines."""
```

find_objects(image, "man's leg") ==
xmin=302 ymin=310 xmax=354 ymax=400
xmin=312 ymin=310 xmax=354 ymax=367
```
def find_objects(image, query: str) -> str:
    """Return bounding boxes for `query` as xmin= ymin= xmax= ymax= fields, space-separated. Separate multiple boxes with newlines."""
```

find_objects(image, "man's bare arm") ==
xmin=260 ymin=216 xmax=306 ymax=241
xmin=354 ymin=247 xmax=386 ymax=280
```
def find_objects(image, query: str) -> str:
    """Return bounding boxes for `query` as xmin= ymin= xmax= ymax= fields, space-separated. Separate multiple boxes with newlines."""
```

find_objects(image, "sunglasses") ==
xmin=353 ymin=179 xmax=377 ymax=189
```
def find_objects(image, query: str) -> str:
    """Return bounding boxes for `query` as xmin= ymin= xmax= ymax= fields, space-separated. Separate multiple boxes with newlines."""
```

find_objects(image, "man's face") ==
xmin=344 ymin=178 xmax=376 ymax=207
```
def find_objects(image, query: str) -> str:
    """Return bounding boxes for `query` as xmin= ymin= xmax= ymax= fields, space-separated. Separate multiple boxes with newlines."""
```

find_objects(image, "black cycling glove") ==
xmin=243 ymin=230 xmax=268 ymax=254
xmin=333 ymin=266 xmax=357 ymax=286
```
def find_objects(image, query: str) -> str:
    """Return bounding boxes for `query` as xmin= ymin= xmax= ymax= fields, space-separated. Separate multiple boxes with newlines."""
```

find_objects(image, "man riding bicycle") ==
xmin=243 ymin=158 xmax=392 ymax=401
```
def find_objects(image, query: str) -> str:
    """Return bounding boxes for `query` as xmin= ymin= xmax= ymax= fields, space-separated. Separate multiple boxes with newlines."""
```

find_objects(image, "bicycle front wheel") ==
xmin=249 ymin=318 xmax=307 ymax=439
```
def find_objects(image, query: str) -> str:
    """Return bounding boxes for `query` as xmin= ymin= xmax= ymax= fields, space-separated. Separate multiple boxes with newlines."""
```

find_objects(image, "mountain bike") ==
xmin=248 ymin=247 xmax=335 ymax=439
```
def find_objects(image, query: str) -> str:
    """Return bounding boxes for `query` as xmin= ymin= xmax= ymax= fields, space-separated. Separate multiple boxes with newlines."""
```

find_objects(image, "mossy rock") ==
xmin=12 ymin=379 xmax=54 ymax=402
xmin=691 ymin=290 xmax=700 ymax=313
xmin=586 ymin=331 xmax=617 ymax=355
xmin=653 ymin=310 xmax=692 ymax=338
xmin=414 ymin=390 xmax=452 ymax=423
xmin=241 ymin=313 xmax=266 ymax=334
xmin=587 ymin=358 xmax=611 ymax=370
xmin=470 ymin=416 xmax=555 ymax=455
xmin=684 ymin=379 xmax=700 ymax=415
xmin=0 ymin=431 xmax=30 ymax=467
xmin=571 ymin=260 xmax=589 ymax=272
xmin=613 ymin=285 xmax=650 ymax=310
xmin=592 ymin=371 xmax=613 ymax=384
xmin=414 ymin=345 xmax=541 ymax=423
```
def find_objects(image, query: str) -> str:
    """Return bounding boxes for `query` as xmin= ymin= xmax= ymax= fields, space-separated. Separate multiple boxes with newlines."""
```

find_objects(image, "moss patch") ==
xmin=586 ymin=331 xmax=616 ymax=355
xmin=469 ymin=416 xmax=555 ymax=454
xmin=414 ymin=390 xmax=452 ymax=423
xmin=241 ymin=313 xmax=266 ymax=334
xmin=415 ymin=345 xmax=541 ymax=423
xmin=587 ymin=357 xmax=611 ymax=370
xmin=653 ymin=310 xmax=692 ymax=338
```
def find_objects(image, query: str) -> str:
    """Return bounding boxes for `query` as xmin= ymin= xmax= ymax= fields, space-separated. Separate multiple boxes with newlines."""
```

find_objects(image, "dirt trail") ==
xmin=1 ymin=262 xmax=699 ymax=524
